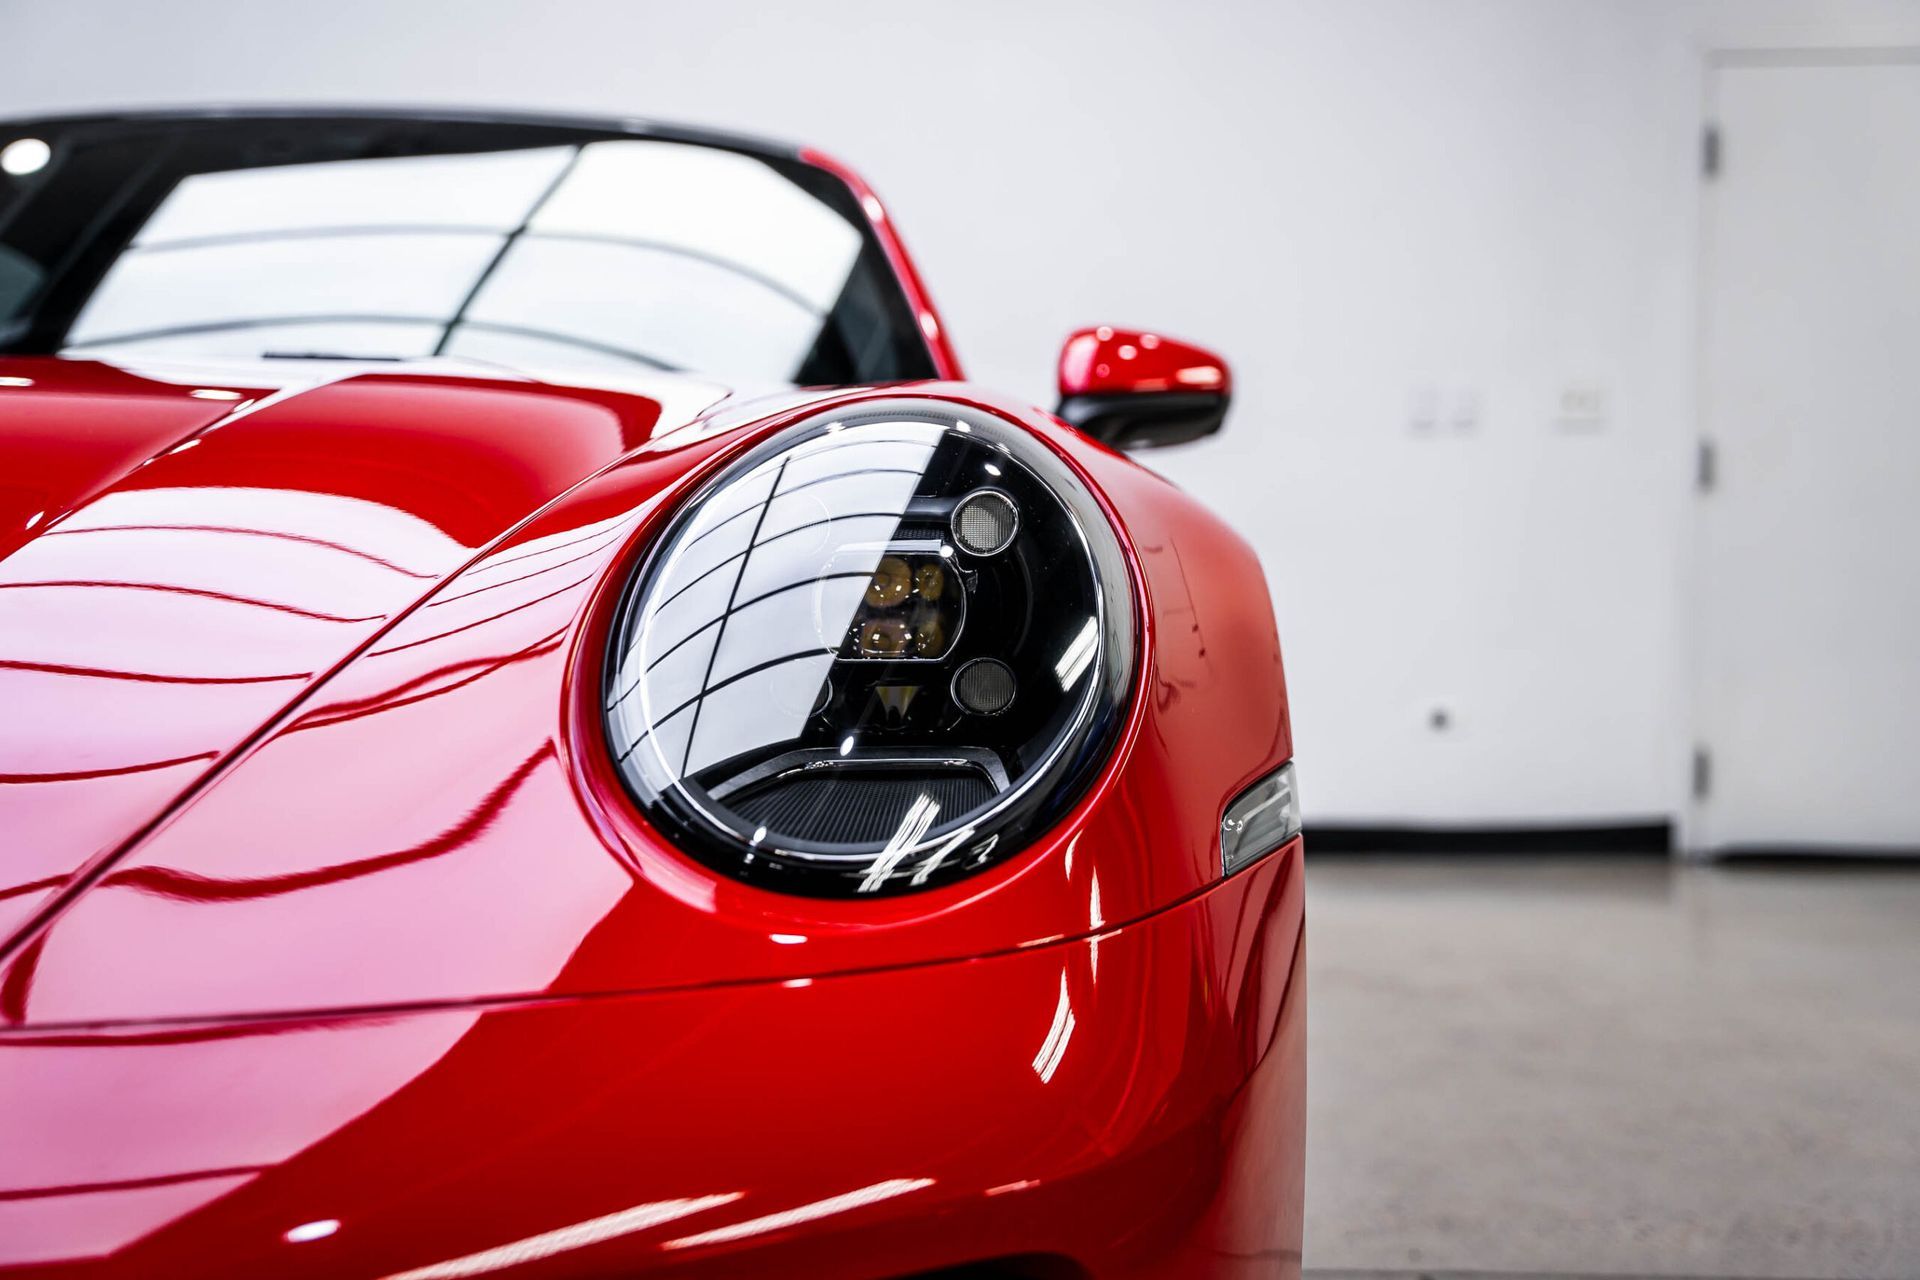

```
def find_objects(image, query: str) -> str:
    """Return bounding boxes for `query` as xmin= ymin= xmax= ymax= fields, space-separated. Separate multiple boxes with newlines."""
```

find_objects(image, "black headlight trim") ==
xmin=602 ymin=397 xmax=1136 ymax=897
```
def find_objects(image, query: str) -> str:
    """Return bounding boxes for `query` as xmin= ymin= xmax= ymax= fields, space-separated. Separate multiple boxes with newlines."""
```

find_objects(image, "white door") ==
xmin=1694 ymin=56 xmax=1920 ymax=854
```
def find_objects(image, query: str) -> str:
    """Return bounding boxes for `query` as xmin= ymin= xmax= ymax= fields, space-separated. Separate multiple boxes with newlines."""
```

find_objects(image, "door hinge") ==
xmin=1702 ymin=123 xmax=1721 ymax=179
xmin=1692 ymin=746 xmax=1712 ymax=800
xmin=1696 ymin=437 xmax=1717 ymax=493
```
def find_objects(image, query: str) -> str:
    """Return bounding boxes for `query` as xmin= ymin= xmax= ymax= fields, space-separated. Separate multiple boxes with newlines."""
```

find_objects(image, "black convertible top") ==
xmin=0 ymin=104 xmax=803 ymax=163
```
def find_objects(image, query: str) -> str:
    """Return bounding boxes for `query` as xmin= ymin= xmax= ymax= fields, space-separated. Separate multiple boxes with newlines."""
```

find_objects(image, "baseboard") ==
xmin=1301 ymin=822 xmax=1673 ymax=856
xmin=1710 ymin=844 xmax=1920 ymax=864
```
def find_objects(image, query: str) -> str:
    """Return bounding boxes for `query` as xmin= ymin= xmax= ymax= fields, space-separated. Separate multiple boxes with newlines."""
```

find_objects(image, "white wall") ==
xmin=6 ymin=0 xmax=1919 ymax=826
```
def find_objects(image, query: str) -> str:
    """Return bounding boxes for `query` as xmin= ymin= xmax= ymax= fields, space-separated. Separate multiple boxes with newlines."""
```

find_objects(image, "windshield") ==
xmin=0 ymin=113 xmax=939 ymax=385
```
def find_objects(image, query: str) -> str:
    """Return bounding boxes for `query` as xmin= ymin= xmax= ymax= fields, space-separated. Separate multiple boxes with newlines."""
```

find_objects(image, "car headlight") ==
xmin=604 ymin=398 xmax=1134 ymax=896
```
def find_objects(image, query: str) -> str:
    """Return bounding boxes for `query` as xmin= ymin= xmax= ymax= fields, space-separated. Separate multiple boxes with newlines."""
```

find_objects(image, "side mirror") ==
xmin=1054 ymin=326 xmax=1231 ymax=449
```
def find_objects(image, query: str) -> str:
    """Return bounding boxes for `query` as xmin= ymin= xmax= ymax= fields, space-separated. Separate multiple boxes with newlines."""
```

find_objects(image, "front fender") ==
xmin=0 ymin=386 xmax=1295 ymax=1026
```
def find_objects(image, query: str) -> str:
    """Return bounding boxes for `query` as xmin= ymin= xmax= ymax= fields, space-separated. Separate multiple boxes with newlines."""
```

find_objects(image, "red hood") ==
xmin=0 ymin=358 xmax=1289 ymax=1037
xmin=0 ymin=354 xmax=745 ymax=946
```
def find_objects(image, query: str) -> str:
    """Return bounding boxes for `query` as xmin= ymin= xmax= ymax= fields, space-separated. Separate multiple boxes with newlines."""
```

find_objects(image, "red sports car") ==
xmin=0 ymin=110 xmax=1303 ymax=1279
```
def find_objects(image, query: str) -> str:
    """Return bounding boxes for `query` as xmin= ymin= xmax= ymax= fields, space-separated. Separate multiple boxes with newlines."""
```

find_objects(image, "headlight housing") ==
xmin=604 ymin=399 xmax=1134 ymax=896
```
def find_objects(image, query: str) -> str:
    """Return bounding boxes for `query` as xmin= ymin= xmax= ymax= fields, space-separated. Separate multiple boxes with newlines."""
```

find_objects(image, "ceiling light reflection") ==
xmin=1054 ymin=618 xmax=1098 ymax=689
xmin=857 ymin=793 xmax=939 ymax=893
xmin=1175 ymin=365 xmax=1224 ymax=388
xmin=1088 ymin=873 xmax=1104 ymax=980
xmin=379 ymin=1193 xmax=742 ymax=1280
xmin=1 ymin=138 xmax=50 ymax=176
xmin=1032 ymin=971 xmax=1076 ymax=1083
xmin=984 ymin=1179 xmax=1038 ymax=1197
xmin=285 ymin=1219 xmax=340 ymax=1243
xmin=662 ymin=1178 xmax=934 ymax=1251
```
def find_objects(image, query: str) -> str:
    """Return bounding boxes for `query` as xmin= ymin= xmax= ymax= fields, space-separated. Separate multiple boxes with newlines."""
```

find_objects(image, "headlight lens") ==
xmin=604 ymin=399 xmax=1133 ymax=896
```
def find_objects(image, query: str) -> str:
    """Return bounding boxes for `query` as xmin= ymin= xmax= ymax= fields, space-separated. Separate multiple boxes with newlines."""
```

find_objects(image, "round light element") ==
xmin=603 ymin=400 xmax=1133 ymax=896
xmin=858 ymin=617 xmax=909 ymax=657
xmin=951 ymin=488 xmax=1018 ymax=556
xmin=864 ymin=555 xmax=910 ymax=607
xmin=911 ymin=608 xmax=946 ymax=657
xmin=952 ymin=658 xmax=1016 ymax=716
xmin=0 ymin=138 xmax=51 ymax=177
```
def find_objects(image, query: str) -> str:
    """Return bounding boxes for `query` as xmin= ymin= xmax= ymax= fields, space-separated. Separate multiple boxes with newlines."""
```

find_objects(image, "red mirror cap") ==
xmin=1058 ymin=327 xmax=1231 ymax=399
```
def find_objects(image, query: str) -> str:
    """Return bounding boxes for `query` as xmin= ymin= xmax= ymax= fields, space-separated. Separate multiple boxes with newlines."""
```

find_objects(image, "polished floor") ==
xmin=1302 ymin=856 xmax=1920 ymax=1280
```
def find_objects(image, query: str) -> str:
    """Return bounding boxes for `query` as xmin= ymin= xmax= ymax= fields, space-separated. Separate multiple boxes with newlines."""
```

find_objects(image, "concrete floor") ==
xmin=1302 ymin=856 xmax=1920 ymax=1280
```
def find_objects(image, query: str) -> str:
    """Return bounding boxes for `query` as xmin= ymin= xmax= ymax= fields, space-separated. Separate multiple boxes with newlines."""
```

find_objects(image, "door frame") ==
xmin=1684 ymin=46 xmax=1920 ymax=857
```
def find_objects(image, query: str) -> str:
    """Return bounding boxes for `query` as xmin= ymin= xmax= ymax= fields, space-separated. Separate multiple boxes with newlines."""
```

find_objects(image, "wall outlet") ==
xmin=1448 ymin=388 xmax=1482 ymax=433
xmin=1410 ymin=385 xmax=1483 ymax=434
xmin=1409 ymin=385 xmax=1439 ymax=434
xmin=1555 ymin=381 xmax=1609 ymax=430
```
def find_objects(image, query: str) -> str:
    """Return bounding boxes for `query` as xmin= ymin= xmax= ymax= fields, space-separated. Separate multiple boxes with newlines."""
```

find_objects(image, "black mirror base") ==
xmin=1055 ymin=391 xmax=1229 ymax=450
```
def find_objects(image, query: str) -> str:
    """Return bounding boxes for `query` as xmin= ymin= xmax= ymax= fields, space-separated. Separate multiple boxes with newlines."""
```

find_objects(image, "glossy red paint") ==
xmin=0 ymin=356 xmax=715 ymax=960
xmin=0 ymin=150 xmax=1299 ymax=1277
xmin=0 ymin=848 xmax=1301 ymax=1279
xmin=1058 ymin=327 xmax=1231 ymax=399
xmin=0 ymin=361 xmax=271 ymax=565
xmin=0 ymin=360 xmax=272 ymax=940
